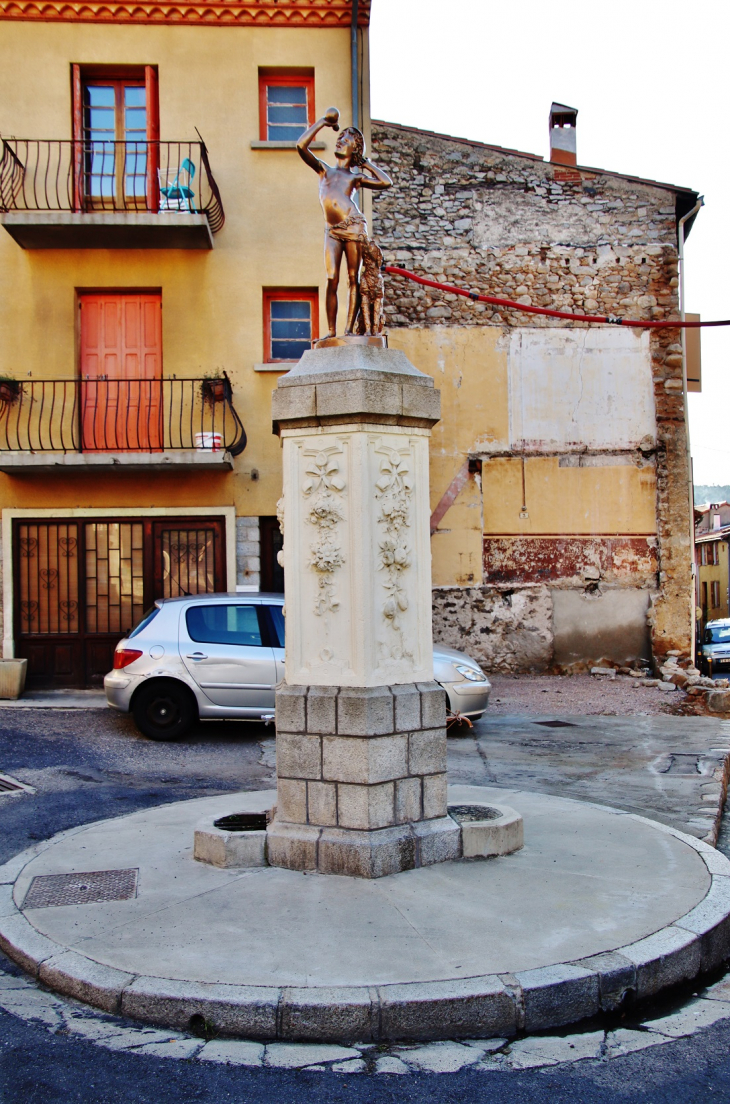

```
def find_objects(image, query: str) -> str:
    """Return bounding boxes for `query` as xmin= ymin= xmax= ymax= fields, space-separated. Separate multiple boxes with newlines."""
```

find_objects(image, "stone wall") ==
xmin=372 ymin=121 xmax=694 ymax=667
xmin=236 ymin=516 xmax=260 ymax=590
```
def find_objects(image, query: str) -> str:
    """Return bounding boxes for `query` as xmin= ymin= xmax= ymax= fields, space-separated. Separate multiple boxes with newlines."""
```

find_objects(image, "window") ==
xmin=258 ymin=70 xmax=314 ymax=141
xmin=264 ymin=603 xmax=285 ymax=648
xmin=700 ymin=544 xmax=708 ymax=566
xmin=712 ymin=543 xmax=720 ymax=566
xmin=72 ymin=65 xmax=159 ymax=209
xmin=186 ymin=605 xmax=263 ymax=647
xmin=711 ymin=581 xmax=721 ymax=609
xmin=263 ymin=289 xmax=318 ymax=362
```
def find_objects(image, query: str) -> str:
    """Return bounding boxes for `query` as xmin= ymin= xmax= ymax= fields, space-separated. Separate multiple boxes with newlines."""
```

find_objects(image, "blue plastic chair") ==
xmin=159 ymin=158 xmax=196 ymax=212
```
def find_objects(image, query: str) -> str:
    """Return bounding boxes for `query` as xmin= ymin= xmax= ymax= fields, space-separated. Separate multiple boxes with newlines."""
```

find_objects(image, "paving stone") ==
xmin=331 ymin=1059 xmax=366 ymax=1073
xmin=620 ymin=926 xmax=701 ymax=998
xmin=704 ymin=976 xmax=730 ymax=1002
xmin=642 ymin=997 xmax=730 ymax=1038
xmin=39 ymin=951 xmax=133 ymax=1014
xmin=374 ymin=1055 xmax=410 ymax=1074
xmin=516 ymin=963 xmax=599 ymax=1030
xmin=63 ymin=1016 xmax=156 ymax=1048
xmin=265 ymin=1043 xmax=361 ymax=1069
xmin=0 ymin=971 xmax=31 ymax=990
xmin=0 ymin=986 xmax=64 ymax=1027
xmin=395 ymin=1040 xmax=483 ymax=1073
xmin=463 ymin=1037 xmax=508 ymax=1053
xmin=132 ymin=1038 xmax=203 ymax=1059
xmin=198 ymin=1040 xmax=265 ymax=1066
xmin=507 ymin=1031 xmax=604 ymax=1066
xmin=279 ymin=986 xmax=373 ymax=1042
xmin=605 ymin=1028 xmax=671 ymax=1057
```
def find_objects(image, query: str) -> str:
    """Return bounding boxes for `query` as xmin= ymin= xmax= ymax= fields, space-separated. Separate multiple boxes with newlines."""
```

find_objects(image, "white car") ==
xmin=104 ymin=593 xmax=491 ymax=740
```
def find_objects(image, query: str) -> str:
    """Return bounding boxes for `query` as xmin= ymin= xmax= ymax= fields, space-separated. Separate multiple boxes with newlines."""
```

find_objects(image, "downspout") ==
xmin=678 ymin=195 xmax=704 ymax=661
xmin=351 ymin=0 xmax=359 ymax=129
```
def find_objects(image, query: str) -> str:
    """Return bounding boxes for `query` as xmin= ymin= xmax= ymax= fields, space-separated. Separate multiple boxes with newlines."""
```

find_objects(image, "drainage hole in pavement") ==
xmin=213 ymin=813 xmax=268 ymax=832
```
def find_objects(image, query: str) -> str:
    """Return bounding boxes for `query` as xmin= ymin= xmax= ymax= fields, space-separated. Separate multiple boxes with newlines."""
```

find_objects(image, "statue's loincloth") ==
xmin=326 ymin=212 xmax=368 ymax=243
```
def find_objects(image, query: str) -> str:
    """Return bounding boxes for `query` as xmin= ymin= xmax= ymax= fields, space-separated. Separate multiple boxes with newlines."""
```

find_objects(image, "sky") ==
xmin=368 ymin=0 xmax=730 ymax=487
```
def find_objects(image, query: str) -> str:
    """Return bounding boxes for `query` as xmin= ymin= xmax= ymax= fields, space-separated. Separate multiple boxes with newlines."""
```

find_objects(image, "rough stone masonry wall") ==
xmin=371 ymin=121 xmax=692 ymax=666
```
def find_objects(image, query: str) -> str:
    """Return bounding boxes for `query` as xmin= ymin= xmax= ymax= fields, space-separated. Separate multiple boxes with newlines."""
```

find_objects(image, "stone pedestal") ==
xmin=267 ymin=345 xmax=460 ymax=877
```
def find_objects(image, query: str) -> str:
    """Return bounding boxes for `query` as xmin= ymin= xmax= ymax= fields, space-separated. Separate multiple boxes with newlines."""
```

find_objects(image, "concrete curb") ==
xmin=1 ymin=810 xmax=729 ymax=1043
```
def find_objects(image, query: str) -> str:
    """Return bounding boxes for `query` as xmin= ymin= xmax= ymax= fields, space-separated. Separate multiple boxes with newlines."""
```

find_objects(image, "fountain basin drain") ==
xmin=449 ymin=803 xmax=524 ymax=858
xmin=194 ymin=812 xmax=269 ymax=869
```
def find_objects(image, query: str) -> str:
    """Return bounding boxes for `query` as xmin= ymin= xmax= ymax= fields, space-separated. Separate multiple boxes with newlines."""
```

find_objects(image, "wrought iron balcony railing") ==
xmin=0 ymin=376 xmax=246 ymax=456
xmin=0 ymin=138 xmax=224 ymax=233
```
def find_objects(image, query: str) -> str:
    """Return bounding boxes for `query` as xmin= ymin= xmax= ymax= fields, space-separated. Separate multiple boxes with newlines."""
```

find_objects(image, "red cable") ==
xmin=383 ymin=266 xmax=730 ymax=329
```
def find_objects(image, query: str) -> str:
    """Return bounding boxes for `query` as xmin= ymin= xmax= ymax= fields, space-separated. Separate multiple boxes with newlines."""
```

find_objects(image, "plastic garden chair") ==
xmin=159 ymin=158 xmax=196 ymax=212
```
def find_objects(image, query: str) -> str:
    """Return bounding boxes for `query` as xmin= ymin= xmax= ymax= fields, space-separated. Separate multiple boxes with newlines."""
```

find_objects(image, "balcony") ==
xmin=0 ymin=139 xmax=224 ymax=249
xmin=0 ymin=376 xmax=246 ymax=472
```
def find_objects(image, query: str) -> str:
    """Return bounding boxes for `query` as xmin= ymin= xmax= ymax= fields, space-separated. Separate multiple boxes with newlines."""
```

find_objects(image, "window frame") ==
xmin=263 ymin=287 xmax=319 ymax=364
xmin=72 ymin=64 xmax=159 ymax=212
xmin=258 ymin=70 xmax=315 ymax=142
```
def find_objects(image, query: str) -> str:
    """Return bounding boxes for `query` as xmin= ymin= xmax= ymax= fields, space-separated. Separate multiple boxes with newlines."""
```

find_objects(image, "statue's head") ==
xmin=335 ymin=126 xmax=365 ymax=166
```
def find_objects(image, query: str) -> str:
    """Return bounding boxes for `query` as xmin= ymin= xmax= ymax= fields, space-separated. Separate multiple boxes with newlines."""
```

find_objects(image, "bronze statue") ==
xmin=297 ymin=107 xmax=392 ymax=339
xmin=359 ymin=238 xmax=385 ymax=335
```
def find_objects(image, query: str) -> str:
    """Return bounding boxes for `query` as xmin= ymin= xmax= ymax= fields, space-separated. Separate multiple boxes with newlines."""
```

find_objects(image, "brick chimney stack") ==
xmin=549 ymin=102 xmax=578 ymax=166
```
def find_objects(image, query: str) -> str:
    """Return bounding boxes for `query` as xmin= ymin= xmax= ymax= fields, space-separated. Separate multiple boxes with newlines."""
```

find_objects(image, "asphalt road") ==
xmin=2 ymin=706 xmax=730 ymax=1103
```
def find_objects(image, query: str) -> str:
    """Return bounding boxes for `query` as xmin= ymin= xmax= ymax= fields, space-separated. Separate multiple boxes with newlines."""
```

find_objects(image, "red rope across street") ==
xmin=383 ymin=266 xmax=730 ymax=329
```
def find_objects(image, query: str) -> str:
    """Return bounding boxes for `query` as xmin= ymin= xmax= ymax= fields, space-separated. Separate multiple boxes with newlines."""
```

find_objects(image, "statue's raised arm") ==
xmin=296 ymin=107 xmax=341 ymax=173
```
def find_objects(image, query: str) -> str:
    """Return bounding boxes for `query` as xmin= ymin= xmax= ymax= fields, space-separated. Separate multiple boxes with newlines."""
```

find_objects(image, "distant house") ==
xmin=696 ymin=504 xmax=730 ymax=626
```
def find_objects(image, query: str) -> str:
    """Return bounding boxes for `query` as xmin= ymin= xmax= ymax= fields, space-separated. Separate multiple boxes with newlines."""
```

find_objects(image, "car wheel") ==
xmin=132 ymin=680 xmax=197 ymax=741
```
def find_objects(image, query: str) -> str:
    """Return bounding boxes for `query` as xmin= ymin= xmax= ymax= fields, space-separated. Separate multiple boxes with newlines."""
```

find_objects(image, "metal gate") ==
xmin=14 ymin=516 xmax=225 ymax=687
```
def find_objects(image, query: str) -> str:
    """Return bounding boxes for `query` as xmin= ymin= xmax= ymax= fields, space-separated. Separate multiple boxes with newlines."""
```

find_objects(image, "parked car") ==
xmin=700 ymin=618 xmax=730 ymax=676
xmin=104 ymin=593 xmax=491 ymax=740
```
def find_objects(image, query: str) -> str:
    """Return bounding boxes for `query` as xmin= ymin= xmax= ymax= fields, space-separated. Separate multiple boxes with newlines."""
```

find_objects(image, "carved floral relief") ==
xmin=375 ymin=443 xmax=414 ymax=660
xmin=302 ymin=447 xmax=346 ymax=616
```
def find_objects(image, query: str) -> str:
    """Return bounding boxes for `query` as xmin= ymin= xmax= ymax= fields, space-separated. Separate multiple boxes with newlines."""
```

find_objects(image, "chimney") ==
xmin=549 ymin=102 xmax=578 ymax=166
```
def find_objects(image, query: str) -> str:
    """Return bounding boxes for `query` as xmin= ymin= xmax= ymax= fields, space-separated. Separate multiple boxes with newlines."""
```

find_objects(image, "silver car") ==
xmin=104 ymin=593 xmax=491 ymax=741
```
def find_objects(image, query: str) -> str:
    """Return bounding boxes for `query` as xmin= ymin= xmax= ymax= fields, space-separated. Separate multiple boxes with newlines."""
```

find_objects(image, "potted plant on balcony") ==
xmin=200 ymin=374 xmax=229 ymax=405
xmin=0 ymin=377 xmax=21 ymax=405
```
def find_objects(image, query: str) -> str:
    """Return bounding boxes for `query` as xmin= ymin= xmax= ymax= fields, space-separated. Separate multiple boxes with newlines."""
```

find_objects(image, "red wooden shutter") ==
xmin=72 ymin=64 xmax=83 ymax=211
xmin=145 ymin=66 xmax=159 ymax=213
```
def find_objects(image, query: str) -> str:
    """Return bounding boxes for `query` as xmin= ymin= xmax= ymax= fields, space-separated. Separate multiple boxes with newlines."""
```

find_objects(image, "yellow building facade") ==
xmin=0 ymin=0 xmax=371 ymax=685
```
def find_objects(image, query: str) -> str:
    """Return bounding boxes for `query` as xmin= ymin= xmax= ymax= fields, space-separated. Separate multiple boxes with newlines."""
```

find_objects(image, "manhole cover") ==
xmin=533 ymin=720 xmax=577 ymax=729
xmin=213 ymin=812 xmax=268 ymax=832
xmin=448 ymin=804 xmax=502 ymax=824
xmin=22 ymin=868 xmax=138 ymax=909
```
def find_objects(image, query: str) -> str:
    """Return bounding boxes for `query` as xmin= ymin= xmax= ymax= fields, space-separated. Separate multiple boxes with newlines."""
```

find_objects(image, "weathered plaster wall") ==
xmin=373 ymin=121 xmax=693 ymax=668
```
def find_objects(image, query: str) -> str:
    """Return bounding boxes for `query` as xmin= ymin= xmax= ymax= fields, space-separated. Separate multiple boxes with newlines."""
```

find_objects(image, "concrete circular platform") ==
xmin=1 ymin=784 xmax=729 ymax=1042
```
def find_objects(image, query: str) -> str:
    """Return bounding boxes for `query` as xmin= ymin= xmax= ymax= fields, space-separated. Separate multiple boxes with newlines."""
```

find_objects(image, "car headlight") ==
xmin=453 ymin=664 xmax=488 ymax=682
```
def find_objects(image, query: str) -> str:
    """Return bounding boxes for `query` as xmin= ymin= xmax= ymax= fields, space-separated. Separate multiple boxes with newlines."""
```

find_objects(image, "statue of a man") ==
xmin=297 ymin=108 xmax=392 ymax=338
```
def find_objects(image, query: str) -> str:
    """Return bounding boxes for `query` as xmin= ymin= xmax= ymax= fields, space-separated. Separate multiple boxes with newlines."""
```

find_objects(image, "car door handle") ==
xmin=186 ymin=652 xmax=208 ymax=660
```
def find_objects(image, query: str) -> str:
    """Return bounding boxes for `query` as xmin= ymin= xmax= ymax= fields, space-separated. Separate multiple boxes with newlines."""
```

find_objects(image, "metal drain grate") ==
xmin=0 ymin=773 xmax=35 ymax=794
xmin=22 ymin=868 xmax=138 ymax=909
xmin=533 ymin=720 xmax=577 ymax=729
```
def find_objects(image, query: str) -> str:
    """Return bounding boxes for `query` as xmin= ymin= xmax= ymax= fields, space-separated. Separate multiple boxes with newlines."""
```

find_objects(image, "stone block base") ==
xmin=267 ymin=816 xmax=461 ymax=878
xmin=193 ymin=816 xmax=267 ymax=869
